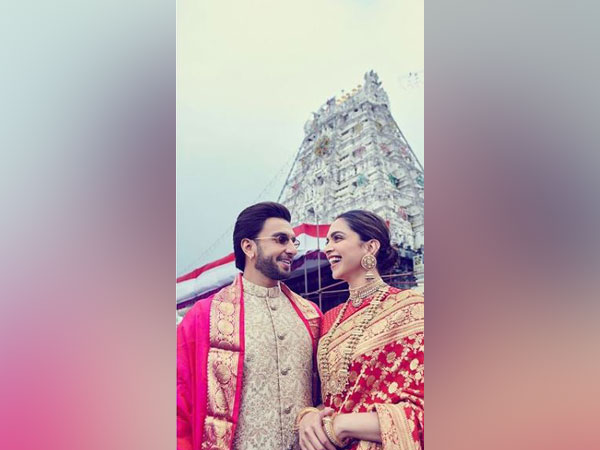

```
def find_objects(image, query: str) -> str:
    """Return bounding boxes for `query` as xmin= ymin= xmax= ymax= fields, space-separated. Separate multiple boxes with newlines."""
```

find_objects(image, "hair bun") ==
xmin=378 ymin=244 xmax=398 ymax=273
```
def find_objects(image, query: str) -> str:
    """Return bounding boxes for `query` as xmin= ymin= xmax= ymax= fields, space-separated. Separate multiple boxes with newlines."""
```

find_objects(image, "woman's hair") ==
xmin=335 ymin=210 xmax=398 ymax=273
xmin=233 ymin=202 xmax=292 ymax=271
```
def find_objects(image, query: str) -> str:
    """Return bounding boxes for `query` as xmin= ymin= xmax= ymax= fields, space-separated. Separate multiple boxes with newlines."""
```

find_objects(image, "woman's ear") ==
xmin=368 ymin=239 xmax=381 ymax=256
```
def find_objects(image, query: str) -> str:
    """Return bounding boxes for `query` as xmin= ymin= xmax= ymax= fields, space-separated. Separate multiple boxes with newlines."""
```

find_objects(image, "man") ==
xmin=177 ymin=202 xmax=324 ymax=450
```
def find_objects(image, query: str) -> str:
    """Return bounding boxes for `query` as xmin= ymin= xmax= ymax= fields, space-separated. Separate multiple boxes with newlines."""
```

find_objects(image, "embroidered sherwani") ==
xmin=318 ymin=287 xmax=424 ymax=450
xmin=177 ymin=274 xmax=322 ymax=450
xmin=232 ymin=278 xmax=314 ymax=450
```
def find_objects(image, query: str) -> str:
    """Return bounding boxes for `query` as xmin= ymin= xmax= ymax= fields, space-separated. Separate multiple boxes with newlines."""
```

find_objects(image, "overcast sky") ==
xmin=177 ymin=0 xmax=423 ymax=275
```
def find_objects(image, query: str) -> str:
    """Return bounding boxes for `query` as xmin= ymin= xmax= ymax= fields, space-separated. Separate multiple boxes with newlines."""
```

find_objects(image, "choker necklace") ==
xmin=348 ymin=278 xmax=386 ymax=307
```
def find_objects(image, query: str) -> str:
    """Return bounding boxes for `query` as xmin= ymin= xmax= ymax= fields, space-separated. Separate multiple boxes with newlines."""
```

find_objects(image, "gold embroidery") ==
xmin=410 ymin=303 xmax=424 ymax=320
xmin=217 ymin=319 xmax=234 ymax=336
xmin=205 ymin=279 xmax=243 ymax=450
xmin=215 ymin=389 xmax=227 ymax=411
xmin=218 ymin=301 xmax=235 ymax=315
xmin=209 ymin=284 xmax=241 ymax=352
xmin=354 ymin=320 xmax=424 ymax=359
xmin=366 ymin=375 xmax=375 ymax=387
xmin=386 ymin=351 xmax=397 ymax=363
xmin=215 ymin=362 xmax=231 ymax=384
xmin=327 ymin=290 xmax=423 ymax=351
xmin=377 ymin=405 xmax=396 ymax=448
xmin=319 ymin=289 xmax=388 ymax=399
xmin=410 ymin=358 xmax=419 ymax=371
xmin=282 ymin=283 xmax=321 ymax=340
xmin=317 ymin=289 xmax=424 ymax=449
xmin=282 ymin=284 xmax=317 ymax=317
xmin=207 ymin=348 xmax=239 ymax=418
xmin=234 ymin=280 xmax=314 ymax=450
xmin=371 ymin=320 xmax=387 ymax=335
xmin=375 ymin=403 xmax=422 ymax=450
xmin=202 ymin=416 xmax=234 ymax=450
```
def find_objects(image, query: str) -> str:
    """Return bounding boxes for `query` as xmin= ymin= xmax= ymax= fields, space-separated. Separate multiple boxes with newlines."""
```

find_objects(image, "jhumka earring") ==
xmin=361 ymin=254 xmax=377 ymax=281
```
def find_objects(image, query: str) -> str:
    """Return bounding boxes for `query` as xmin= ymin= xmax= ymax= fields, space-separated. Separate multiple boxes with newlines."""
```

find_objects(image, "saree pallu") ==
xmin=318 ymin=288 xmax=424 ymax=450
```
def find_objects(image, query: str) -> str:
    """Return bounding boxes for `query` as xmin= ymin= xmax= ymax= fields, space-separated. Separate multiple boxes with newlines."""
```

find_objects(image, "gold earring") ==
xmin=361 ymin=254 xmax=377 ymax=280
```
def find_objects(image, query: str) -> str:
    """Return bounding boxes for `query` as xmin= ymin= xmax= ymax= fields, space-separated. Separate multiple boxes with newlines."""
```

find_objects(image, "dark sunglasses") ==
xmin=253 ymin=234 xmax=300 ymax=248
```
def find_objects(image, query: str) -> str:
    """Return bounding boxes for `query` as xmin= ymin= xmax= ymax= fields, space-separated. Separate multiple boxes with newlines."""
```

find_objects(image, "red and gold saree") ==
xmin=318 ymin=286 xmax=424 ymax=450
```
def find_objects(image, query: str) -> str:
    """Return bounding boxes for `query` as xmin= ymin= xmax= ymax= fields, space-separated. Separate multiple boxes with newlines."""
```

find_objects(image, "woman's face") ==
xmin=324 ymin=218 xmax=368 ymax=281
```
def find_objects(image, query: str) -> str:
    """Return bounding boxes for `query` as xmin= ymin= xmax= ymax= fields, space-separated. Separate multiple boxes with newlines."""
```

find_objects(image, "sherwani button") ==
xmin=278 ymin=332 xmax=286 ymax=340
xmin=281 ymin=367 xmax=290 ymax=376
xmin=284 ymin=405 xmax=292 ymax=414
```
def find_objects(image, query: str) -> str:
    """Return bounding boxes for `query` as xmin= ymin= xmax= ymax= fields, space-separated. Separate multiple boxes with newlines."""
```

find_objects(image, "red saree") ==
xmin=318 ymin=287 xmax=424 ymax=450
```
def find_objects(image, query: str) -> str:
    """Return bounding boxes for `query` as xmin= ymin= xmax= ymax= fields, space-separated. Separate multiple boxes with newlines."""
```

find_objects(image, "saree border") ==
xmin=375 ymin=403 xmax=422 ymax=450
xmin=325 ymin=290 xmax=424 ymax=369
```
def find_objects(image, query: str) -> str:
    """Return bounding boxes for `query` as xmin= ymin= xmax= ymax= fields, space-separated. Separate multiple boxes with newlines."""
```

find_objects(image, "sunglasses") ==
xmin=253 ymin=233 xmax=301 ymax=248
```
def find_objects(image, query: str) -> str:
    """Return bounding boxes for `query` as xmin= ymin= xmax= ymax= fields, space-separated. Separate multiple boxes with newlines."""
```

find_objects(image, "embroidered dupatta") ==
xmin=177 ymin=274 xmax=322 ymax=450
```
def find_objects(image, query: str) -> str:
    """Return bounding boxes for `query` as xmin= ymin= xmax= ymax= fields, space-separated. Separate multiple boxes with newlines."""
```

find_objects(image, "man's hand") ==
xmin=298 ymin=407 xmax=336 ymax=450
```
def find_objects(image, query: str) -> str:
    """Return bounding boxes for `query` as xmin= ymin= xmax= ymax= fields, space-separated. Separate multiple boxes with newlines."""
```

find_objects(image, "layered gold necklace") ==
xmin=319 ymin=281 xmax=389 ymax=399
xmin=348 ymin=278 xmax=387 ymax=307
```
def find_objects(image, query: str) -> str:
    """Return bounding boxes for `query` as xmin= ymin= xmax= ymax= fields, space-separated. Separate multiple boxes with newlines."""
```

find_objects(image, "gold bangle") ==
xmin=295 ymin=407 xmax=319 ymax=431
xmin=322 ymin=414 xmax=348 ymax=448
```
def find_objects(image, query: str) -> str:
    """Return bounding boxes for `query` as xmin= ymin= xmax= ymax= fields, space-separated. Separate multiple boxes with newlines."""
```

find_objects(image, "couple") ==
xmin=177 ymin=202 xmax=424 ymax=450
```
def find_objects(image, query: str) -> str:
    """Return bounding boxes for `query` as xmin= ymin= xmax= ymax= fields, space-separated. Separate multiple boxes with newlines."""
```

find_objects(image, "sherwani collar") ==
xmin=242 ymin=276 xmax=281 ymax=298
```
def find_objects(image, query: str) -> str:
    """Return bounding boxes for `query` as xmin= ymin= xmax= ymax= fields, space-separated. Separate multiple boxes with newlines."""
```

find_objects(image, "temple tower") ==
xmin=279 ymin=71 xmax=424 ymax=253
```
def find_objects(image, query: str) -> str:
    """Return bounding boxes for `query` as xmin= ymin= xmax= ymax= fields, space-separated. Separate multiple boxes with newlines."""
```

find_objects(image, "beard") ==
xmin=255 ymin=246 xmax=292 ymax=281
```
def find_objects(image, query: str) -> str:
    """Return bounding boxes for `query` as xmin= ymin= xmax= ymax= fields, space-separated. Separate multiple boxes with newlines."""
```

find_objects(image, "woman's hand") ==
xmin=298 ymin=407 xmax=337 ymax=450
xmin=332 ymin=413 xmax=349 ymax=441
xmin=330 ymin=412 xmax=383 ymax=444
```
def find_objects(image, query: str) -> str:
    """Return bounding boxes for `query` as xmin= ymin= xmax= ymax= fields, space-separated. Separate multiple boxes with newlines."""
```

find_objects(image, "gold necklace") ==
xmin=318 ymin=285 xmax=388 ymax=400
xmin=348 ymin=278 xmax=386 ymax=307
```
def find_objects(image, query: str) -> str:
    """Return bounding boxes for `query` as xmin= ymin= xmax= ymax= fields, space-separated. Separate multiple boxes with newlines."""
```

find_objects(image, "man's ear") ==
xmin=241 ymin=238 xmax=255 ymax=260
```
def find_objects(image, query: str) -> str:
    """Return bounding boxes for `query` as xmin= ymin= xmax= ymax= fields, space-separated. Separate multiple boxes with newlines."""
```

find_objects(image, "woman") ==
xmin=297 ymin=210 xmax=424 ymax=450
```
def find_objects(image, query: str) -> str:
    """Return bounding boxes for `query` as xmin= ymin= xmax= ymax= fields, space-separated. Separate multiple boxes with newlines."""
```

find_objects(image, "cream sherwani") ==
xmin=232 ymin=278 xmax=314 ymax=450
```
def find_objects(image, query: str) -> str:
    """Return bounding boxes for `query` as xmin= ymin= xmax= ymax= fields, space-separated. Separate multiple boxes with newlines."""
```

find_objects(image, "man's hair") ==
xmin=233 ymin=202 xmax=292 ymax=271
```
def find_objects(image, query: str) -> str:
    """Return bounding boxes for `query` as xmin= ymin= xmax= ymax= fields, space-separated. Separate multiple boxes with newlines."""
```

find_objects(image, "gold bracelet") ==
xmin=294 ymin=407 xmax=319 ymax=431
xmin=322 ymin=414 xmax=348 ymax=448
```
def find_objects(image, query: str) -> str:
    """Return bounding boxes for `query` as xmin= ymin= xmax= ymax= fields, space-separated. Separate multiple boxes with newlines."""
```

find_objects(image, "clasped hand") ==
xmin=298 ymin=407 xmax=338 ymax=450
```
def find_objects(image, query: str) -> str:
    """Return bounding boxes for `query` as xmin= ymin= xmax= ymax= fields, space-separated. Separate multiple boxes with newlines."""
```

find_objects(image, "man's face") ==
xmin=253 ymin=218 xmax=298 ymax=281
